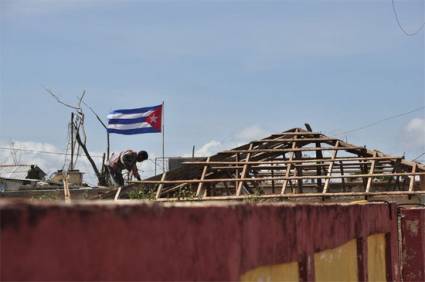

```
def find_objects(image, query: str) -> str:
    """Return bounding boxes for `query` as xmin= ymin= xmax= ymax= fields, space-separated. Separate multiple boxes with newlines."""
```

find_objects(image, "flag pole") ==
xmin=162 ymin=101 xmax=165 ymax=174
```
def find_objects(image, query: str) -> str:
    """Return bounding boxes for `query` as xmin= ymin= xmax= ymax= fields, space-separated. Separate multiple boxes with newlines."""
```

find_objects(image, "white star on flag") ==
xmin=149 ymin=114 xmax=158 ymax=124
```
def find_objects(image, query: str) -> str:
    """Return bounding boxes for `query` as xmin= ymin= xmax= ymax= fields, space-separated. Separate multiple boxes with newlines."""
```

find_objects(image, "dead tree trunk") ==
xmin=75 ymin=132 xmax=107 ymax=186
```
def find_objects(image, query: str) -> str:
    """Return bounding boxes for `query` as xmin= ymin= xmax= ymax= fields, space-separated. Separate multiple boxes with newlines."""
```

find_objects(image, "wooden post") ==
xmin=196 ymin=157 xmax=210 ymax=197
xmin=70 ymin=113 xmax=74 ymax=170
xmin=271 ymin=163 xmax=275 ymax=194
xmin=294 ymin=150 xmax=303 ymax=193
xmin=360 ymin=160 xmax=368 ymax=190
xmin=339 ymin=161 xmax=346 ymax=192
xmin=63 ymin=174 xmax=71 ymax=203
xmin=236 ymin=144 xmax=253 ymax=196
xmin=235 ymin=153 xmax=240 ymax=193
xmin=156 ymin=172 xmax=167 ymax=199
xmin=366 ymin=151 xmax=378 ymax=193
xmin=322 ymin=141 xmax=339 ymax=194
xmin=281 ymin=131 xmax=298 ymax=194
xmin=114 ymin=186 xmax=122 ymax=201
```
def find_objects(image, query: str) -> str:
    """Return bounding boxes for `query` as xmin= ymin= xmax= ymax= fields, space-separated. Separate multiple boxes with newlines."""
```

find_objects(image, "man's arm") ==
xmin=131 ymin=164 xmax=141 ymax=181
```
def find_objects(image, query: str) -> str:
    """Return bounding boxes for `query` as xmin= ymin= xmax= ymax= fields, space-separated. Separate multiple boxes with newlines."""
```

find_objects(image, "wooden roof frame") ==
xmin=133 ymin=127 xmax=425 ymax=200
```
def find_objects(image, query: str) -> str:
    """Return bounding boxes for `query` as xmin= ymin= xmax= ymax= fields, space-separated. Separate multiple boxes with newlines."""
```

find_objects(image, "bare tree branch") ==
xmin=44 ymin=87 xmax=80 ymax=110
xmin=77 ymin=90 xmax=86 ymax=110
xmin=82 ymin=100 xmax=108 ymax=129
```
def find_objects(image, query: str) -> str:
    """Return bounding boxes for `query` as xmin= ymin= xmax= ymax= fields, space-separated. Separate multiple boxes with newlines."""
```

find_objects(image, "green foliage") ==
xmin=128 ymin=188 xmax=156 ymax=200
xmin=244 ymin=187 xmax=265 ymax=204
xmin=176 ymin=186 xmax=196 ymax=200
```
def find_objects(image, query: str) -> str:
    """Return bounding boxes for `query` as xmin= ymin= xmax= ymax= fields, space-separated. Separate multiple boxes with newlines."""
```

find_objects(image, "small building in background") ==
xmin=0 ymin=164 xmax=47 ymax=191
xmin=168 ymin=157 xmax=206 ymax=171
xmin=50 ymin=170 xmax=84 ymax=186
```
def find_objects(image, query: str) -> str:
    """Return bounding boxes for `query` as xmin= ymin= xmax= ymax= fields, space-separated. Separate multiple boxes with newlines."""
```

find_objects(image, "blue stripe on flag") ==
xmin=108 ymin=117 xmax=147 ymax=125
xmin=108 ymin=127 xmax=161 ymax=135
xmin=109 ymin=105 xmax=161 ymax=115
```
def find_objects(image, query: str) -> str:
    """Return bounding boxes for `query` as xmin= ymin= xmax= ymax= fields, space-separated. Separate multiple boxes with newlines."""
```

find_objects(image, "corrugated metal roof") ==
xmin=0 ymin=165 xmax=32 ymax=179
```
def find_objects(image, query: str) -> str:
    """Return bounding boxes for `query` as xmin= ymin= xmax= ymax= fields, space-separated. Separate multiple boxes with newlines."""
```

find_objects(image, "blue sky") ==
xmin=0 ymin=0 xmax=424 ymax=181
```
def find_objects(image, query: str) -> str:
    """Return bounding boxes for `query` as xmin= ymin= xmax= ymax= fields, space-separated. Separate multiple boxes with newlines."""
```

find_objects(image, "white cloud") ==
xmin=0 ymin=140 xmax=102 ymax=185
xmin=191 ymin=125 xmax=270 ymax=157
xmin=0 ymin=124 xmax=269 ymax=181
xmin=403 ymin=118 xmax=425 ymax=149
xmin=193 ymin=140 xmax=223 ymax=157
xmin=235 ymin=125 xmax=269 ymax=143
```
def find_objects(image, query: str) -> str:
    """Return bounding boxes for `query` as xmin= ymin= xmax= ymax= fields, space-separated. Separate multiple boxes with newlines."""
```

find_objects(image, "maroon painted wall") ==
xmin=400 ymin=207 xmax=425 ymax=282
xmin=0 ymin=200 xmax=399 ymax=281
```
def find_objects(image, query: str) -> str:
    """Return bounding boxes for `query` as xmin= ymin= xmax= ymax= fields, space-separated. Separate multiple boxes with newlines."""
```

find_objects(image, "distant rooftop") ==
xmin=0 ymin=165 xmax=46 ymax=180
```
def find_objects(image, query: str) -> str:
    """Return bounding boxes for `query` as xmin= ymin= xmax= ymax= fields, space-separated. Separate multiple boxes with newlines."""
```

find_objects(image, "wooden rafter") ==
xmin=129 ymin=127 xmax=425 ymax=200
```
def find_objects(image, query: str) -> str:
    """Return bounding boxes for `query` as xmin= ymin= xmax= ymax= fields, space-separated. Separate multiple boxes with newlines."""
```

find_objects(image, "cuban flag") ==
xmin=107 ymin=104 xmax=162 ymax=135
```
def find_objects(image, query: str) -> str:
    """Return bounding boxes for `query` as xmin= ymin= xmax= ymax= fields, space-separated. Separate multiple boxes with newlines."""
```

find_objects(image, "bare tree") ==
xmin=45 ymin=88 xmax=106 ymax=186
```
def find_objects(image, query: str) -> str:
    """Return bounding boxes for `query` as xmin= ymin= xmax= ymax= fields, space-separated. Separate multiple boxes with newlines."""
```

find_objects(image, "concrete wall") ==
xmin=400 ymin=207 xmax=425 ymax=282
xmin=0 ymin=200 xmax=400 ymax=281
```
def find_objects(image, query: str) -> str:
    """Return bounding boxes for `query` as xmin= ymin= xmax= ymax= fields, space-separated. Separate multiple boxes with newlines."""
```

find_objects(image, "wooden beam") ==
xmin=196 ymin=157 xmax=210 ymax=197
xmin=63 ymin=175 xmax=71 ymax=203
xmin=236 ymin=144 xmax=254 ymax=196
xmin=224 ymin=146 xmax=364 ymax=154
xmin=252 ymin=137 xmax=338 ymax=143
xmin=315 ymin=139 xmax=324 ymax=189
xmin=268 ymin=131 xmax=322 ymax=137
xmin=114 ymin=186 xmax=121 ymax=201
xmin=155 ymin=172 xmax=167 ymax=199
xmin=339 ymin=161 xmax=346 ymax=192
xmin=133 ymin=172 xmax=425 ymax=185
xmin=183 ymin=156 xmax=406 ymax=166
xmin=366 ymin=151 xmax=378 ymax=193
xmin=323 ymin=141 xmax=339 ymax=194
xmin=408 ymin=163 xmax=418 ymax=192
xmin=235 ymin=153 xmax=240 ymax=195
xmin=156 ymin=191 xmax=425 ymax=202
xmin=294 ymin=149 xmax=303 ymax=193
xmin=160 ymin=183 xmax=189 ymax=196
xmin=281 ymin=131 xmax=298 ymax=194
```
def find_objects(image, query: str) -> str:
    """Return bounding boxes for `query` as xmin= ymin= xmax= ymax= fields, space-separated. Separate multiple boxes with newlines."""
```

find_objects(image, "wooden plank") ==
xmin=63 ymin=175 xmax=71 ymax=203
xmin=322 ymin=141 xmax=339 ymax=194
xmin=408 ymin=163 xmax=417 ymax=192
xmin=252 ymin=137 xmax=338 ymax=143
xmin=271 ymin=163 xmax=275 ymax=193
xmin=339 ymin=161 xmax=346 ymax=192
xmin=134 ymin=172 xmax=425 ymax=185
xmin=210 ymin=163 xmax=397 ymax=170
xmin=294 ymin=150 xmax=303 ymax=193
xmin=336 ymin=139 xmax=425 ymax=172
xmin=224 ymin=146 xmax=364 ymax=154
xmin=114 ymin=186 xmax=122 ymax=201
xmin=281 ymin=131 xmax=298 ymax=194
xmin=157 ymin=191 xmax=425 ymax=202
xmin=268 ymin=131 xmax=322 ymax=136
xmin=155 ymin=172 xmax=167 ymax=199
xmin=315 ymin=138 xmax=324 ymax=188
xmin=366 ymin=151 xmax=378 ymax=193
xmin=160 ymin=183 xmax=189 ymax=196
xmin=183 ymin=156 xmax=405 ymax=166
xmin=196 ymin=157 xmax=210 ymax=197
xmin=236 ymin=144 xmax=253 ymax=196
xmin=235 ymin=154 xmax=240 ymax=194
